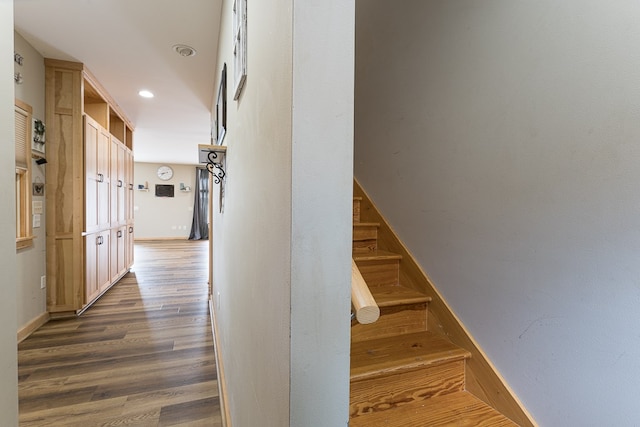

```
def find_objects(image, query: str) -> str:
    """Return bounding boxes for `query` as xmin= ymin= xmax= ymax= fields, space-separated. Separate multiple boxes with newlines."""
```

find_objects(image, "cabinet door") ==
xmin=125 ymin=149 xmax=134 ymax=221
xmin=110 ymin=138 xmax=119 ymax=225
xmin=126 ymin=224 xmax=134 ymax=269
xmin=109 ymin=226 xmax=127 ymax=282
xmin=118 ymin=226 xmax=126 ymax=276
xmin=117 ymin=144 xmax=126 ymax=224
xmin=84 ymin=117 xmax=99 ymax=232
xmin=97 ymin=128 xmax=111 ymax=229
xmin=85 ymin=116 xmax=111 ymax=232
xmin=97 ymin=230 xmax=111 ymax=294
xmin=85 ymin=233 xmax=100 ymax=304
xmin=110 ymin=228 xmax=119 ymax=283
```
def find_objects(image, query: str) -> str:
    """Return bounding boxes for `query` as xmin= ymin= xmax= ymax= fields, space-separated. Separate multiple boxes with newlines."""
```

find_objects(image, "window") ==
xmin=15 ymin=99 xmax=34 ymax=250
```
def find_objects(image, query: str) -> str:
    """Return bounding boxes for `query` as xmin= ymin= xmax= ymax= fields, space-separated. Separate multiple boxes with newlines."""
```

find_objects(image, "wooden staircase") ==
xmin=350 ymin=196 xmax=519 ymax=426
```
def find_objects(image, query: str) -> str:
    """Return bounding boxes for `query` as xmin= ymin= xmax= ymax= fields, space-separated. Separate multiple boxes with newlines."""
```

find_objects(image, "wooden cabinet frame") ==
xmin=45 ymin=59 xmax=135 ymax=316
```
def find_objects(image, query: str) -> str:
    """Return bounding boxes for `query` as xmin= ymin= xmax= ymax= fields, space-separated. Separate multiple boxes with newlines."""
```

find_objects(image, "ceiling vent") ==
xmin=173 ymin=44 xmax=197 ymax=58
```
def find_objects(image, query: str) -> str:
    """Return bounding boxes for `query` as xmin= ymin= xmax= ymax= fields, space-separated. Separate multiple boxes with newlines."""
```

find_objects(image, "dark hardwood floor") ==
xmin=18 ymin=240 xmax=222 ymax=427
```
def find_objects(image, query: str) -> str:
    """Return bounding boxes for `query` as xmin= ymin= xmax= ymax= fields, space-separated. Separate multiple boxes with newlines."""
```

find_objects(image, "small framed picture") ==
xmin=214 ymin=64 xmax=227 ymax=145
xmin=32 ymin=182 xmax=44 ymax=196
xmin=232 ymin=0 xmax=247 ymax=100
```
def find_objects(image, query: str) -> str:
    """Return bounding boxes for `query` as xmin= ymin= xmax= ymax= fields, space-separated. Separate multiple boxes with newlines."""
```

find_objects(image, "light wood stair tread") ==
xmin=353 ymin=250 xmax=402 ymax=262
xmin=349 ymin=391 xmax=518 ymax=427
xmin=354 ymin=222 xmax=380 ymax=227
xmin=353 ymin=196 xmax=363 ymax=201
xmin=369 ymin=284 xmax=431 ymax=307
xmin=351 ymin=331 xmax=470 ymax=382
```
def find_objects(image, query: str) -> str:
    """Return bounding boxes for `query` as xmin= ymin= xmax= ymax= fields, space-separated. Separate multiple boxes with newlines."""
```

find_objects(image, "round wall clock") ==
xmin=157 ymin=165 xmax=173 ymax=181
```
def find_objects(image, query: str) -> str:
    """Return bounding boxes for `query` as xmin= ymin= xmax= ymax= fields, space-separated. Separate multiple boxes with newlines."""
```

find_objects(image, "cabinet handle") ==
xmin=97 ymin=173 xmax=104 ymax=183
xmin=97 ymin=235 xmax=103 ymax=245
xmin=129 ymin=226 xmax=133 ymax=233
xmin=129 ymin=183 xmax=133 ymax=190
xmin=117 ymin=230 xmax=122 ymax=238
xmin=118 ymin=180 xmax=123 ymax=188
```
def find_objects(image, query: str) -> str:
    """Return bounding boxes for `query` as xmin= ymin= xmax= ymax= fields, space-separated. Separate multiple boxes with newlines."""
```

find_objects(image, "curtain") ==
xmin=188 ymin=168 xmax=209 ymax=240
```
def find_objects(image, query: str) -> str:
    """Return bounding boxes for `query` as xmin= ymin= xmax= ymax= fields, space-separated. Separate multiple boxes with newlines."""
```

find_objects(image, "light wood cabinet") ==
xmin=85 ymin=115 xmax=111 ymax=234
xmin=45 ymin=59 xmax=135 ymax=316
xmin=110 ymin=225 xmax=127 ymax=282
xmin=86 ymin=230 xmax=111 ymax=303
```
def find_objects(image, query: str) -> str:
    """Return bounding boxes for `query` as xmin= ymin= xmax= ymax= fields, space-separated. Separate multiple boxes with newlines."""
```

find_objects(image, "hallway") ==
xmin=18 ymin=241 xmax=222 ymax=426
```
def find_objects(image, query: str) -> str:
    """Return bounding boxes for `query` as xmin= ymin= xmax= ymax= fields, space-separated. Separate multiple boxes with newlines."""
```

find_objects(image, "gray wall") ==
xmin=213 ymin=0 xmax=353 ymax=425
xmin=133 ymin=162 xmax=197 ymax=239
xmin=355 ymin=1 xmax=640 ymax=425
xmin=14 ymin=31 xmax=47 ymax=333
xmin=1 ymin=1 xmax=19 ymax=424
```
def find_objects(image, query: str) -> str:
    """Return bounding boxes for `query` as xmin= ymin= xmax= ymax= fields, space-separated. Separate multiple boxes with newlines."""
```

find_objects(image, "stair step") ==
xmin=353 ymin=222 xmax=379 ymax=252
xmin=351 ymin=331 xmax=470 ymax=382
xmin=350 ymin=331 xmax=471 ymax=418
xmin=350 ymin=391 xmax=518 ymax=427
xmin=353 ymin=249 xmax=402 ymax=262
xmin=354 ymin=252 xmax=401 ymax=287
xmin=353 ymin=196 xmax=362 ymax=223
xmin=370 ymin=283 xmax=431 ymax=307
xmin=351 ymin=285 xmax=430 ymax=343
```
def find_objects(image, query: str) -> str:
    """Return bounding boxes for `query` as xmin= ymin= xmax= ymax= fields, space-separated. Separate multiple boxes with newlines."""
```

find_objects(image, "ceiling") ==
xmin=14 ymin=0 xmax=222 ymax=165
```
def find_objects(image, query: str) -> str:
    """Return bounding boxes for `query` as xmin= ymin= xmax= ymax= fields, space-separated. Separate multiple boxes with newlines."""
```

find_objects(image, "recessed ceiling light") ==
xmin=173 ymin=44 xmax=197 ymax=57
xmin=138 ymin=90 xmax=154 ymax=98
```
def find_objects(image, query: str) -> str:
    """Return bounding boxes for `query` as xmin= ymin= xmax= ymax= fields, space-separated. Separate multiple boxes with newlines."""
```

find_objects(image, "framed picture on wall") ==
xmin=214 ymin=63 xmax=227 ymax=145
xmin=155 ymin=184 xmax=175 ymax=197
xmin=232 ymin=0 xmax=247 ymax=100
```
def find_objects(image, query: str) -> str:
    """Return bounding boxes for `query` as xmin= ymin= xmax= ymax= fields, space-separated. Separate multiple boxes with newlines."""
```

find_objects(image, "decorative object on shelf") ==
xmin=179 ymin=183 xmax=191 ymax=192
xmin=232 ymin=0 xmax=247 ymax=100
xmin=14 ymin=72 xmax=23 ymax=84
xmin=137 ymin=181 xmax=149 ymax=191
xmin=214 ymin=64 xmax=227 ymax=145
xmin=14 ymin=52 xmax=24 ymax=66
xmin=157 ymin=165 xmax=173 ymax=181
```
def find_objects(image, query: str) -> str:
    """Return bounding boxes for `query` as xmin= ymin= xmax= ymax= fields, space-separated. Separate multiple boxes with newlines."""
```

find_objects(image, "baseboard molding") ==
xmin=134 ymin=237 xmax=190 ymax=242
xmin=354 ymin=179 xmax=537 ymax=427
xmin=210 ymin=299 xmax=231 ymax=427
xmin=17 ymin=311 xmax=50 ymax=343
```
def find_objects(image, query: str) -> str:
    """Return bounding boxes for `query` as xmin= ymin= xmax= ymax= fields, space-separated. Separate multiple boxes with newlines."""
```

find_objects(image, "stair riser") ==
xmin=350 ymin=359 xmax=465 ymax=418
xmin=351 ymin=303 xmax=427 ymax=343
xmin=353 ymin=199 xmax=361 ymax=223
xmin=353 ymin=224 xmax=377 ymax=253
xmin=355 ymin=259 xmax=399 ymax=287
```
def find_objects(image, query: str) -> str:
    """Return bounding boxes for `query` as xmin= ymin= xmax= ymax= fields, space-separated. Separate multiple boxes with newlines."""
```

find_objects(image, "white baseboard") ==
xmin=210 ymin=299 xmax=231 ymax=427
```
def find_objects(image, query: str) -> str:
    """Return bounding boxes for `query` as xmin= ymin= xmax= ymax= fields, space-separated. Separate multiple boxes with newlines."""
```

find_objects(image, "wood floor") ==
xmin=18 ymin=240 xmax=222 ymax=427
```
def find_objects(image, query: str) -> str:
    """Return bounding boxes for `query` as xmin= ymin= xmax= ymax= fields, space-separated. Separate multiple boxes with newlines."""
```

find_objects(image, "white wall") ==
xmin=0 ymin=0 xmax=19 ymax=424
xmin=213 ymin=1 xmax=292 ymax=424
xmin=289 ymin=1 xmax=354 ymax=425
xmin=213 ymin=0 xmax=353 ymax=425
xmin=355 ymin=1 xmax=640 ymax=425
xmin=14 ymin=31 xmax=47 ymax=332
xmin=133 ymin=162 xmax=197 ymax=239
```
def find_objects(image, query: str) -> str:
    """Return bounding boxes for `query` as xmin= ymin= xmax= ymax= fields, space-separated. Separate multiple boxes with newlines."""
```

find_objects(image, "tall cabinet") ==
xmin=45 ymin=59 xmax=135 ymax=316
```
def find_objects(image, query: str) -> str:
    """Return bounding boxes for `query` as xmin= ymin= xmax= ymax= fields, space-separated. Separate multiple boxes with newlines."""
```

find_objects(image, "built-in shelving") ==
xmin=45 ymin=58 xmax=135 ymax=316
